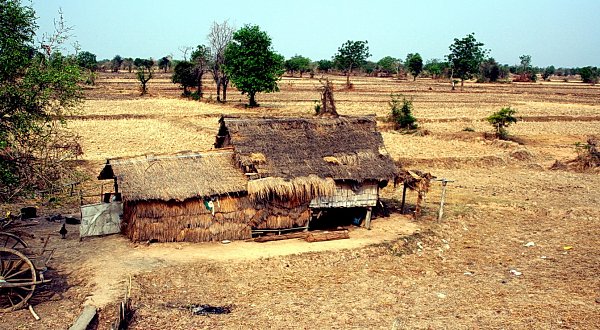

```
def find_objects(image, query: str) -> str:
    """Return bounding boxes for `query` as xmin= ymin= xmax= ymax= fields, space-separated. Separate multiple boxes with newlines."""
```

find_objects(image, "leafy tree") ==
xmin=285 ymin=55 xmax=311 ymax=77
xmin=172 ymin=61 xmax=195 ymax=95
xmin=208 ymin=20 xmax=234 ymax=102
xmin=377 ymin=56 xmax=400 ymax=75
xmin=447 ymin=33 xmax=488 ymax=89
xmin=111 ymin=54 xmax=123 ymax=72
xmin=424 ymin=59 xmax=449 ymax=79
xmin=122 ymin=57 xmax=134 ymax=73
xmin=316 ymin=59 xmax=334 ymax=72
xmin=76 ymin=51 xmax=97 ymax=71
xmin=580 ymin=66 xmax=598 ymax=84
xmin=333 ymin=40 xmax=370 ymax=88
xmin=389 ymin=94 xmax=417 ymax=130
xmin=518 ymin=55 xmax=531 ymax=73
xmin=487 ymin=106 xmax=518 ymax=139
xmin=542 ymin=65 xmax=555 ymax=81
xmin=158 ymin=56 xmax=171 ymax=72
xmin=363 ymin=60 xmax=377 ymax=75
xmin=0 ymin=0 xmax=83 ymax=200
xmin=224 ymin=24 xmax=285 ymax=107
xmin=514 ymin=54 xmax=537 ymax=82
xmin=191 ymin=45 xmax=211 ymax=98
xmin=479 ymin=57 xmax=501 ymax=82
xmin=134 ymin=58 xmax=154 ymax=95
xmin=406 ymin=53 xmax=423 ymax=81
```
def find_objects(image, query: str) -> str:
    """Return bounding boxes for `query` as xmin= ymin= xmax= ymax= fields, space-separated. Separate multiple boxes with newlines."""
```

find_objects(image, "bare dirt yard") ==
xmin=1 ymin=73 xmax=599 ymax=329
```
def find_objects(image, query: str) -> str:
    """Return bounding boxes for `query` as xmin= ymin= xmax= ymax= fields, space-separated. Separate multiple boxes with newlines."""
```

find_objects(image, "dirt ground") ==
xmin=1 ymin=73 xmax=599 ymax=329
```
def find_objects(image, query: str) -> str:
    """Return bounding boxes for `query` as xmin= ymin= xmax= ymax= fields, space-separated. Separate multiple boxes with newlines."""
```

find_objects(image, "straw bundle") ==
xmin=248 ymin=175 xmax=335 ymax=201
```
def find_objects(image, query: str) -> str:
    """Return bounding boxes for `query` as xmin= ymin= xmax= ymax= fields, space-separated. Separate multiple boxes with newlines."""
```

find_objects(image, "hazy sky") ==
xmin=32 ymin=0 xmax=599 ymax=67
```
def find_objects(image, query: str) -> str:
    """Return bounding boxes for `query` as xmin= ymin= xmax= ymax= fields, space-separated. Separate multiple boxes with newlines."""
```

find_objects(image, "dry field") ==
xmin=2 ymin=73 xmax=599 ymax=329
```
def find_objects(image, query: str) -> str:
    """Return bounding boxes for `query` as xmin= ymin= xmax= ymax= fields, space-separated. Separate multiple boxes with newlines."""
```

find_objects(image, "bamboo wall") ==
xmin=123 ymin=195 xmax=310 ymax=242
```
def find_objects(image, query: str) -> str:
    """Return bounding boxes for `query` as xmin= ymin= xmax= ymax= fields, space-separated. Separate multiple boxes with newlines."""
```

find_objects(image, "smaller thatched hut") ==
xmin=97 ymin=149 xmax=257 ymax=242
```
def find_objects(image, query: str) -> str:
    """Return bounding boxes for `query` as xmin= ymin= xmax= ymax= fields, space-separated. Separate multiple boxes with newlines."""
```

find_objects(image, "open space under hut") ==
xmin=215 ymin=115 xmax=398 ymax=230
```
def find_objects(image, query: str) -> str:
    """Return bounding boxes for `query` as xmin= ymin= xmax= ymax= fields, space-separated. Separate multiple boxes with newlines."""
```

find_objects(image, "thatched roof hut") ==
xmin=98 ymin=148 xmax=247 ymax=202
xmin=215 ymin=116 xmax=398 ymax=201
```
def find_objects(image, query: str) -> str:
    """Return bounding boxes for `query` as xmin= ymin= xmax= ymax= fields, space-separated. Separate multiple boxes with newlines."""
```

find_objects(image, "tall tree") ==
xmin=285 ymin=55 xmax=311 ymax=77
xmin=208 ymin=20 xmax=234 ymax=102
xmin=172 ymin=61 xmax=196 ymax=96
xmin=134 ymin=58 xmax=154 ymax=95
xmin=111 ymin=54 xmax=123 ymax=72
xmin=447 ymin=33 xmax=488 ymax=89
xmin=224 ymin=25 xmax=285 ymax=107
xmin=190 ymin=45 xmax=210 ymax=98
xmin=158 ymin=56 xmax=171 ymax=72
xmin=122 ymin=57 xmax=134 ymax=73
xmin=479 ymin=57 xmax=501 ymax=82
xmin=377 ymin=56 xmax=400 ymax=75
xmin=76 ymin=51 xmax=97 ymax=71
xmin=333 ymin=40 xmax=370 ymax=88
xmin=406 ymin=53 xmax=423 ymax=81
xmin=0 ymin=0 xmax=83 ymax=200
xmin=316 ymin=59 xmax=334 ymax=72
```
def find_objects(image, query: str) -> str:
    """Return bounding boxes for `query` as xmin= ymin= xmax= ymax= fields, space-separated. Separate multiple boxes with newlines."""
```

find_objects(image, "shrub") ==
xmin=389 ymin=94 xmax=417 ymax=130
xmin=487 ymin=106 xmax=518 ymax=139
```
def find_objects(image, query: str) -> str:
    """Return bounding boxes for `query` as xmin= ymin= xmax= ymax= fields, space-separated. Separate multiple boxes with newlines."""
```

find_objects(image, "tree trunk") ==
xmin=346 ymin=71 xmax=351 ymax=88
xmin=197 ymin=71 xmax=203 ymax=98
xmin=215 ymin=76 xmax=222 ymax=102
xmin=249 ymin=92 xmax=257 ymax=107
xmin=221 ymin=77 xmax=228 ymax=102
xmin=461 ymin=79 xmax=464 ymax=90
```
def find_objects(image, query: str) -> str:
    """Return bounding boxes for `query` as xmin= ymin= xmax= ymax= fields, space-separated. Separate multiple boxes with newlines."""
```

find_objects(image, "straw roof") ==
xmin=98 ymin=149 xmax=247 ymax=202
xmin=215 ymin=116 xmax=398 ymax=183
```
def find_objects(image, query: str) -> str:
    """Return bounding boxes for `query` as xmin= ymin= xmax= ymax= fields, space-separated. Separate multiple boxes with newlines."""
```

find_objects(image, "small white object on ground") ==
xmin=436 ymin=292 xmax=447 ymax=299
xmin=221 ymin=240 xmax=231 ymax=244
xmin=509 ymin=269 xmax=522 ymax=276
xmin=524 ymin=241 xmax=535 ymax=247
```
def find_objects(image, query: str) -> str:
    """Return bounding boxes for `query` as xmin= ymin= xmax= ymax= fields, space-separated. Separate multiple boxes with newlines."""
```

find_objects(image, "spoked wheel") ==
xmin=0 ymin=232 xmax=28 ymax=250
xmin=0 ymin=247 xmax=37 ymax=312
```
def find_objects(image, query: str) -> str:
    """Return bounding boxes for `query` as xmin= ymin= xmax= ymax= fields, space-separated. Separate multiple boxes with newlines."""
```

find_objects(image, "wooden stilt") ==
xmin=364 ymin=207 xmax=372 ymax=230
xmin=400 ymin=184 xmax=407 ymax=214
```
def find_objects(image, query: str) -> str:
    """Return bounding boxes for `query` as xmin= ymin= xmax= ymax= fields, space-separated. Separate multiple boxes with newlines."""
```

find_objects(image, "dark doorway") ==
xmin=309 ymin=207 xmax=367 ymax=230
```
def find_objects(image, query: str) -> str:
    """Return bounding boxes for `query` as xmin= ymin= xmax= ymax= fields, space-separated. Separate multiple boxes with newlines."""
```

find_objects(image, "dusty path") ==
xmin=62 ymin=215 xmax=418 ymax=307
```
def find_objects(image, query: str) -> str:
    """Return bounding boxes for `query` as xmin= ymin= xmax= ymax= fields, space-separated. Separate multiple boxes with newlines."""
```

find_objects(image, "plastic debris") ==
xmin=436 ymin=292 xmax=447 ymax=299
xmin=221 ymin=240 xmax=231 ymax=244
xmin=563 ymin=246 xmax=573 ymax=250
xmin=463 ymin=271 xmax=474 ymax=276
xmin=509 ymin=269 xmax=522 ymax=276
xmin=190 ymin=304 xmax=232 ymax=315
xmin=524 ymin=242 xmax=535 ymax=247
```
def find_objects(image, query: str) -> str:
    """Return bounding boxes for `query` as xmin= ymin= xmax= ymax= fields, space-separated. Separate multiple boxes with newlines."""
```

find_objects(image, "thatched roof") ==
xmin=215 ymin=116 xmax=398 ymax=185
xmin=98 ymin=149 xmax=247 ymax=202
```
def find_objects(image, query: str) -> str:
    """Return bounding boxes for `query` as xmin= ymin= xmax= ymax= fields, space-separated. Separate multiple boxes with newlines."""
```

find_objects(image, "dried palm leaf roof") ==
xmin=98 ymin=149 xmax=247 ymax=202
xmin=215 ymin=116 xmax=398 ymax=183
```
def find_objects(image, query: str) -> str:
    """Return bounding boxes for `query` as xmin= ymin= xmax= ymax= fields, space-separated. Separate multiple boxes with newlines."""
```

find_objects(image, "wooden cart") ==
xmin=0 ymin=231 xmax=53 ymax=312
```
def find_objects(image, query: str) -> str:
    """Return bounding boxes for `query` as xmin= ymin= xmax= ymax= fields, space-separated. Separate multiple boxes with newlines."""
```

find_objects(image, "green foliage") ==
xmin=406 ymin=53 xmax=423 ymax=81
xmin=334 ymin=40 xmax=370 ymax=86
xmin=134 ymin=58 xmax=154 ymax=95
xmin=76 ymin=51 xmax=97 ymax=71
xmin=316 ymin=59 xmax=333 ymax=72
xmin=447 ymin=33 xmax=488 ymax=85
xmin=542 ymin=66 xmax=555 ymax=81
xmin=285 ymin=55 xmax=311 ymax=77
xmin=518 ymin=54 xmax=532 ymax=73
xmin=111 ymin=54 xmax=123 ymax=72
xmin=172 ymin=61 xmax=196 ymax=96
xmin=580 ymin=66 xmax=598 ymax=84
xmin=0 ymin=0 xmax=83 ymax=200
xmin=389 ymin=94 xmax=417 ymax=130
xmin=377 ymin=56 xmax=400 ymax=75
xmin=479 ymin=57 xmax=501 ymax=82
xmin=424 ymin=59 xmax=449 ymax=79
xmin=158 ymin=56 xmax=171 ymax=72
xmin=224 ymin=24 xmax=285 ymax=107
xmin=487 ymin=106 xmax=518 ymax=139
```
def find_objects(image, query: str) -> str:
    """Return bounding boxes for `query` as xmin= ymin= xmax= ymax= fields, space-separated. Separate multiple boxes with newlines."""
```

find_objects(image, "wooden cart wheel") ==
xmin=0 ymin=232 xmax=28 ymax=250
xmin=0 ymin=247 xmax=37 ymax=312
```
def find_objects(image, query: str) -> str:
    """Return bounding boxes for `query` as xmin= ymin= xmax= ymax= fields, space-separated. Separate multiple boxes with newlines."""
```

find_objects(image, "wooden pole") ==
xmin=400 ymin=184 xmax=407 ymax=214
xmin=364 ymin=207 xmax=372 ymax=230
xmin=438 ymin=180 xmax=448 ymax=221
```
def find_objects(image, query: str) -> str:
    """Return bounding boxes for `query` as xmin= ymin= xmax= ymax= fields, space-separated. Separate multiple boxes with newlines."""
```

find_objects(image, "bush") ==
xmin=389 ymin=94 xmax=417 ymax=130
xmin=487 ymin=106 xmax=518 ymax=139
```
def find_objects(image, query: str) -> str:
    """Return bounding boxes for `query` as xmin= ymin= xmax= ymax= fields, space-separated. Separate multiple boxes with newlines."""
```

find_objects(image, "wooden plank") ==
xmin=305 ymin=230 xmax=349 ymax=242
xmin=254 ymin=232 xmax=309 ymax=242
xmin=69 ymin=305 xmax=97 ymax=330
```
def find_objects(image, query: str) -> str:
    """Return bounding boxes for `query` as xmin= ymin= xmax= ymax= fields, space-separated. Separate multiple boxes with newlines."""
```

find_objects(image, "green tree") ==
xmin=134 ymin=58 xmax=154 ymax=95
xmin=0 ymin=0 xmax=83 ymax=200
xmin=406 ymin=53 xmax=423 ymax=81
xmin=191 ymin=45 xmax=211 ymax=98
xmin=172 ymin=61 xmax=196 ymax=96
xmin=111 ymin=54 xmax=123 ymax=72
xmin=424 ymin=59 xmax=449 ymax=79
xmin=333 ymin=40 xmax=370 ymax=87
xmin=487 ymin=106 xmax=518 ymax=139
xmin=542 ymin=65 xmax=555 ymax=81
xmin=224 ymin=25 xmax=285 ymax=107
xmin=158 ymin=56 xmax=171 ymax=72
xmin=316 ymin=59 xmax=334 ymax=72
xmin=580 ymin=66 xmax=598 ymax=84
xmin=377 ymin=56 xmax=400 ymax=75
xmin=285 ymin=55 xmax=311 ymax=77
xmin=479 ymin=57 xmax=501 ymax=82
xmin=447 ymin=33 xmax=488 ymax=89
xmin=76 ymin=51 xmax=97 ymax=71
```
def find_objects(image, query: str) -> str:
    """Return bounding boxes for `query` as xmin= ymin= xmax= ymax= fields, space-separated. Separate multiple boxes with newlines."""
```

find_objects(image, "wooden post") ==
xmin=400 ymin=184 xmax=407 ymax=214
xmin=364 ymin=207 xmax=372 ymax=230
xmin=438 ymin=180 xmax=448 ymax=221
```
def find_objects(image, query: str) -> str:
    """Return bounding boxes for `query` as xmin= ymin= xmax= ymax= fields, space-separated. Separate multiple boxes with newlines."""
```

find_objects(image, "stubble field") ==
xmin=2 ymin=72 xmax=599 ymax=329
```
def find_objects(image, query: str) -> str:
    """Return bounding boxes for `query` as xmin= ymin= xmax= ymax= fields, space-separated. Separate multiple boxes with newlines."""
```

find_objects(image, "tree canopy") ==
xmin=1 ymin=0 xmax=83 ymax=200
xmin=406 ymin=53 xmax=423 ymax=80
xmin=285 ymin=55 xmax=311 ymax=77
xmin=377 ymin=56 xmax=400 ymax=75
xmin=224 ymin=24 xmax=284 ymax=107
xmin=447 ymin=33 xmax=487 ymax=87
xmin=76 ymin=51 xmax=97 ymax=71
xmin=172 ymin=61 xmax=196 ymax=95
xmin=333 ymin=40 xmax=370 ymax=87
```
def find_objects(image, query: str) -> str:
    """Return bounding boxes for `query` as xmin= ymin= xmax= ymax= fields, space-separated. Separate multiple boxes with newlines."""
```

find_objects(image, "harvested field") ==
xmin=2 ymin=73 xmax=599 ymax=329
